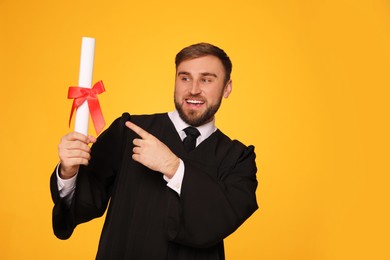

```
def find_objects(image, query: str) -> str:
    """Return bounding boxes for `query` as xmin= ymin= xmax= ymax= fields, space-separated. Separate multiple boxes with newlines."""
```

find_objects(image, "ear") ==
xmin=223 ymin=80 xmax=232 ymax=98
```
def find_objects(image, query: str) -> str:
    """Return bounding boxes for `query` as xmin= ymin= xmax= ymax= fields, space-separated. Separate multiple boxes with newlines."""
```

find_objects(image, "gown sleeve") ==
xmin=50 ymin=113 xmax=131 ymax=239
xmin=168 ymin=140 xmax=259 ymax=248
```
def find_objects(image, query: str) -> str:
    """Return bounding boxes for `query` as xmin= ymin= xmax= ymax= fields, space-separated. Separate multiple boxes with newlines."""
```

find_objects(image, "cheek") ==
xmin=207 ymin=89 xmax=221 ymax=101
xmin=175 ymin=83 xmax=188 ymax=94
xmin=174 ymin=86 xmax=184 ymax=99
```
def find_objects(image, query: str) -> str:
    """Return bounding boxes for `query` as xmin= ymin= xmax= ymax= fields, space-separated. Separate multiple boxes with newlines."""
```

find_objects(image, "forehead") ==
xmin=176 ymin=55 xmax=225 ymax=75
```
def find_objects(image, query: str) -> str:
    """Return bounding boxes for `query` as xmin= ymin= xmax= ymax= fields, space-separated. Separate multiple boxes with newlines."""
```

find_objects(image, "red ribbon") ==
xmin=68 ymin=80 xmax=106 ymax=135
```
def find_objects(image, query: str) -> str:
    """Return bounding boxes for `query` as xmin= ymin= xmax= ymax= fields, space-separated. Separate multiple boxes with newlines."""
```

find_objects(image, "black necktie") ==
xmin=183 ymin=127 xmax=200 ymax=151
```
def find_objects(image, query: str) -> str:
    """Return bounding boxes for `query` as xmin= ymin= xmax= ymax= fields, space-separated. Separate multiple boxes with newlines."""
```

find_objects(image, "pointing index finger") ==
xmin=125 ymin=121 xmax=149 ymax=139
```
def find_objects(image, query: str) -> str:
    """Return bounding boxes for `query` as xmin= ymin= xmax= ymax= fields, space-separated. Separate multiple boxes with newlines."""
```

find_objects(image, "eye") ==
xmin=201 ymin=77 xmax=213 ymax=83
xmin=180 ymin=76 xmax=190 ymax=82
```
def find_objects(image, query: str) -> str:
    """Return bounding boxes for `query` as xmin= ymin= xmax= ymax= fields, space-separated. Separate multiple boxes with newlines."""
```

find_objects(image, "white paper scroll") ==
xmin=74 ymin=37 xmax=95 ymax=136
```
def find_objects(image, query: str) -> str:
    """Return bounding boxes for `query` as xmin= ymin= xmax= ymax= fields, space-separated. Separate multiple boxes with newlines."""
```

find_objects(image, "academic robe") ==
xmin=50 ymin=112 xmax=258 ymax=260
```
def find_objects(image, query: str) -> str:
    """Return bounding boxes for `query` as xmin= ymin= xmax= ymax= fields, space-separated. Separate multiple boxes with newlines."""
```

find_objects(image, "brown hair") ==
xmin=175 ymin=43 xmax=232 ymax=84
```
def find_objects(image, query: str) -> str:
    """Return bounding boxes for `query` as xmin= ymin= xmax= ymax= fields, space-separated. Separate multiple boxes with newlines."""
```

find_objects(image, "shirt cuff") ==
xmin=56 ymin=163 xmax=77 ymax=203
xmin=164 ymin=159 xmax=185 ymax=195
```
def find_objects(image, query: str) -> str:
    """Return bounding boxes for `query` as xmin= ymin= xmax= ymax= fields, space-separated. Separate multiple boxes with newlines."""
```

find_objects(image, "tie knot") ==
xmin=183 ymin=126 xmax=200 ymax=138
xmin=183 ymin=127 xmax=200 ymax=151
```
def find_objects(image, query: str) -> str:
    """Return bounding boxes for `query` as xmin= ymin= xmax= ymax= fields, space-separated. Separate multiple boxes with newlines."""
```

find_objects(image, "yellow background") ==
xmin=1 ymin=0 xmax=389 ymax=259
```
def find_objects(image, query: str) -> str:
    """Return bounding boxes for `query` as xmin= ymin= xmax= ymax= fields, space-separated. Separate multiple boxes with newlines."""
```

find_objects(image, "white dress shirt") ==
xmin=57 ymin=110 xmax=217 ymax=204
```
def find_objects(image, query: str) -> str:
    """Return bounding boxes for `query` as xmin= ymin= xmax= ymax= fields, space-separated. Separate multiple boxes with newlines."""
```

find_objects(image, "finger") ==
xmin=60 ymin=139 xmax=91 ymax=153
xmin=125 ymin=121 xmax=150 ymax=139
xmin=87 ymin=135 xmax=97 ymax=144
xmin=132 ymin=146 xmax=141 ymax=154
xmin=59 ymin=155 xmax=90 ymax=169
xmin=131 ymin=153 xmax=142 ymax=163
xmin=63 ymin=157 xmax=90 ymax=166
xmin=59 ymin=148 xmax=91 ymax=163
xmin=133 ymin=138 xmax=143 ymax=147
xmin=65 ymin=149 xmax=91 ymax=160
xmin=63 ymin=132 xmax=91 ymax=144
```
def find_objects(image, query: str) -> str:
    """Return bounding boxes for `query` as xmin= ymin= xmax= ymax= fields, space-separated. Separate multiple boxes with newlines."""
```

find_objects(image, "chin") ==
xmin=175 ymin=100 xmax=216 ymax=126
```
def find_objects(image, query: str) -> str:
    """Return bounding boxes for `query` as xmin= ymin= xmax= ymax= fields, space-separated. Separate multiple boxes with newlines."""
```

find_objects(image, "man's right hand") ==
xmin=58 ymin=132 xmax=96 ymax=179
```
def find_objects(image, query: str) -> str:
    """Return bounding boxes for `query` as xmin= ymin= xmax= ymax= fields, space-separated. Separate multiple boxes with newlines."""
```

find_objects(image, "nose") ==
xmin=190 ymin=80 xmax=201 ymax=95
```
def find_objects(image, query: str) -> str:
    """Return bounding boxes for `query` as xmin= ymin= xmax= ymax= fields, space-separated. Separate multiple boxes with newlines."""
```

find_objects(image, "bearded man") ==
xmin=50 ymin=42 xmax=258 ymax=260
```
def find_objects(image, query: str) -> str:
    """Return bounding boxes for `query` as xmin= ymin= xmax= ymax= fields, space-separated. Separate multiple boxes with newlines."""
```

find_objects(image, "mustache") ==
xmin=184 ymin=94 xmax=205 ymax=100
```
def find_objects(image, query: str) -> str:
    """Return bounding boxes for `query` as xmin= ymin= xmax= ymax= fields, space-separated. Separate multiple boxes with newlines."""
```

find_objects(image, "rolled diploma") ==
xmin=74 ymin=37 xmax=96 ymax=136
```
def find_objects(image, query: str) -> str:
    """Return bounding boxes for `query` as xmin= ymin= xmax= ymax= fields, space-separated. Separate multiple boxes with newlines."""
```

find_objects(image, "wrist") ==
xmin=59 ymin=165 xmax=78 ymax=180
xmin=164 ymin=156 xmax=180 ymax=179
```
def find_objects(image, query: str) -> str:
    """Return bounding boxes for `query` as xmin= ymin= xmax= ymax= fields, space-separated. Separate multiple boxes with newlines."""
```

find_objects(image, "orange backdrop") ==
xmin=1 ymin=0 xmax=389 ymax=259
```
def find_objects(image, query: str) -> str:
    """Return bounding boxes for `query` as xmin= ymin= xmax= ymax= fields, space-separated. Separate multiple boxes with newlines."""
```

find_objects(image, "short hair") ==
xmin=175 ymin=43 xmax=232 ymax=84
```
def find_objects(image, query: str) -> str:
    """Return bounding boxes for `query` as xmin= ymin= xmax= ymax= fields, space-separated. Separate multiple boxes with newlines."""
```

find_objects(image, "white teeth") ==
xmin=187 ymin=99 xmax=203 ymax=104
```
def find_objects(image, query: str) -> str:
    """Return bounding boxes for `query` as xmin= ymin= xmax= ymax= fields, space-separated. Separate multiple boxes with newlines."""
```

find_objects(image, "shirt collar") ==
xmin=168 ymin=110 xmax=217 ymax=144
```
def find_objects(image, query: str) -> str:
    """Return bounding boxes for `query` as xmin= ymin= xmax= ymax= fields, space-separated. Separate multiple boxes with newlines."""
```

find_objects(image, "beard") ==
xmin=175 ymin=95 xmax=223 ymax=127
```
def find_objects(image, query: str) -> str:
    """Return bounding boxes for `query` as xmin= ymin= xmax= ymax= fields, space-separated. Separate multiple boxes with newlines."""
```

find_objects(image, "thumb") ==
xmin=88 ymin=135 xmax=97 ymax=144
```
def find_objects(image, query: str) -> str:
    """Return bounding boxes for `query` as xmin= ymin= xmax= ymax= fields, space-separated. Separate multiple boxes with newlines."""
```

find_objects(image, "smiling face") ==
xmin=174 ymin=55 xmax=232 ymax=126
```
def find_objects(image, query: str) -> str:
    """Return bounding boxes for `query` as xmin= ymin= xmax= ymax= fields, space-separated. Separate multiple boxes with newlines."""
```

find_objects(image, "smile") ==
xmin=186 ymin=99 xmax=205 ymax=105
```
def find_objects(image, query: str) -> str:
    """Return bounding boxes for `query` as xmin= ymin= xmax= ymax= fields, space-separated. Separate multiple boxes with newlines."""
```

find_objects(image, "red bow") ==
xmin=68 ymin=80 xmax=106 ymax=135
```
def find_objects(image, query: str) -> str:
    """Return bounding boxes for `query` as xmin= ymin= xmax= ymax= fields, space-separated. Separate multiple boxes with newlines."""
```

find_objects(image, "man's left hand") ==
xmin=125 ymin=121 xmax=179 ymax=178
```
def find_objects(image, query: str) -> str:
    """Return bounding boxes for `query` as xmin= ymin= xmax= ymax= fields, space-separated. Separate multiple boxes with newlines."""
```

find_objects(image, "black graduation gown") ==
xmin=50 ymin=113 xmax=258 ymax=260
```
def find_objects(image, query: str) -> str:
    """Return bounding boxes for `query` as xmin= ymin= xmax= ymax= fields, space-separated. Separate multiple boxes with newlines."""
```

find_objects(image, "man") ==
xmin=51 ymin=42 xmax=258 ymax=259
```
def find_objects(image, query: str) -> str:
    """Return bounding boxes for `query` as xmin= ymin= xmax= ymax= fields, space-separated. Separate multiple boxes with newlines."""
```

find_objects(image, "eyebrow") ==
xmin=201 ymin=72 xmax=218 ymax=78
xmin=177 ymin=71 xmax=218 ymax=78
xmin=177 ymin=71 xmax=190 ymax=76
